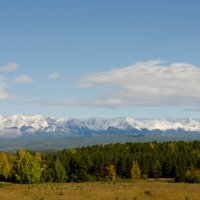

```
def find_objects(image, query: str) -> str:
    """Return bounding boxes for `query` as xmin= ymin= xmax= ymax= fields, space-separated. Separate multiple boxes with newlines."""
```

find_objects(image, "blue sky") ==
xmin=0 ymin=0 xmax=200 ymax=119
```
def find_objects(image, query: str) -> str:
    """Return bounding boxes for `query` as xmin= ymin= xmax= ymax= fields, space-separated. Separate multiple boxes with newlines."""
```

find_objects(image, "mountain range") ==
xmin=1 ymin=115 xmax=200 ymax=138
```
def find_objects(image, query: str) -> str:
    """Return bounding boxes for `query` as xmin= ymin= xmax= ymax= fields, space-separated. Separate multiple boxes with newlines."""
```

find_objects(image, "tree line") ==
xmin=0 ymin=141 xmax=200 ymax=183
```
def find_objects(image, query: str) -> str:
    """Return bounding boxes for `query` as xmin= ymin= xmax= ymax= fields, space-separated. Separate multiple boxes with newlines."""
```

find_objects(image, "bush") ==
xmin=185 ymin=169 xmax=200 ymax=183
xmin=141 ymin=174 xmax=148 ymax=180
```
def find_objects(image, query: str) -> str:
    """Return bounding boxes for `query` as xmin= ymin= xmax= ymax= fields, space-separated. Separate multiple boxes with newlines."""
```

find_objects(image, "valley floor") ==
xmin=0 ymin=179 xmax=199 ymax=200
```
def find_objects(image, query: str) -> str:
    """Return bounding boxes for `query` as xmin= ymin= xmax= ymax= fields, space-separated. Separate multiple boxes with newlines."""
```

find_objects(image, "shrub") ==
xmin=185 ymin=169 xmax=200 ymax=183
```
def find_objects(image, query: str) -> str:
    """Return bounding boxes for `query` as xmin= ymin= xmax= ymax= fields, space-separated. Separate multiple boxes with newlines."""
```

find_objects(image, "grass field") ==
xmin=0 ymin=180 xmax=199 ymax=200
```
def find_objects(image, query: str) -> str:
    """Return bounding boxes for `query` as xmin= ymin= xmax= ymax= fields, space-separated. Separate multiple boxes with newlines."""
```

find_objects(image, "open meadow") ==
xmin=0 ymin=180 xmax=199 ymax=200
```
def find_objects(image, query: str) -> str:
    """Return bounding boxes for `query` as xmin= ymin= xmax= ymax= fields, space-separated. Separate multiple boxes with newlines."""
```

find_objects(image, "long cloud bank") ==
xmin=76 ymin=60 xmax=200 ymax=107
xmin=3 ymin=60 xmax=200 ymax=109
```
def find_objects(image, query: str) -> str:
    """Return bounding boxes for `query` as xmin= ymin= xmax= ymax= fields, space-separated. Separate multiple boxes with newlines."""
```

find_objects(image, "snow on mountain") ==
xmin=145 ymin=118 xmax=200 ymax=132
xmin=0 ymin=115 xmax=200 ymax=137
xmin=175 ymin=118 xmax=200 ymax=131
xmin=145 ymin=119 xmax=175 ymax=131
xmin=0 ymin=114 xmax=48 ymax=130
xmin=66 ymin=117 xmax=144 ymax=132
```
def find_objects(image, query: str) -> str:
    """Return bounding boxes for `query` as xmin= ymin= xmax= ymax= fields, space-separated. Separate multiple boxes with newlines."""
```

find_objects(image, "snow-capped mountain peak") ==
xmin=0 ymin=114 xmax=200 ymax=137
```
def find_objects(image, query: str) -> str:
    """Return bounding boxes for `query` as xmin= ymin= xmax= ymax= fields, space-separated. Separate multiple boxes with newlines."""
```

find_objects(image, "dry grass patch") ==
xmin=0 ymin=180 xmax=199 ymax=200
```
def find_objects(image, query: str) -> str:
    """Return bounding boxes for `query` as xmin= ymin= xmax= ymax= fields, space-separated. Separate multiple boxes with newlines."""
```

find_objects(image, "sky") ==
xmin=0 ymin=0 xmax=200 ymax=119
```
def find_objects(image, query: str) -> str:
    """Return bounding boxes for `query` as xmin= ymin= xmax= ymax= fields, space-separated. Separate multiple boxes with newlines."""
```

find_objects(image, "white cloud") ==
xmin=0 ymin=92 xmax=8 ymax=99
xmin=47 ymin=72 xmax=60 ymax=80
xmin=14 ymin=75 xmax=33 ymax=83
xmin=77 ymin=60 xmax=200 ymax=107
xmin=185 ymin=108 xmax=200 ymax=112
xmin=0 ymin=62 xmax=33 ymax=100
xmin=0 ymin=62 xmax=19 ymax=72
xmin=0 ymin=78 xmax=8 ymax=99
xmin=13 ymin=60 xmax=200 ymax=109
xmin=0 ymin=82 xmax=7 ymax=91
xmin=33 ymin=98 xmax=120 ymax=108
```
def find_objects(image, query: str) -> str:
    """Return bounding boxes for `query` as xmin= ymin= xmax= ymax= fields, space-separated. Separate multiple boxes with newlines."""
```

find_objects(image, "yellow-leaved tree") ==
xmin=107 ymin=164 xmax=116 ymax=181
xmin=0 ymin=152 xmax=13 ymax=180
xmin=13 ymin=149 xmax=42 ymax=183
xmin=130 ymin=161 xmax=141 ymax=180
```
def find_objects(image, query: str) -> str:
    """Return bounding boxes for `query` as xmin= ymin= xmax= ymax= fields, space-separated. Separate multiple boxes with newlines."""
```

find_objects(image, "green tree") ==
xmin=117 ymin=157 xmax=127 ymax=178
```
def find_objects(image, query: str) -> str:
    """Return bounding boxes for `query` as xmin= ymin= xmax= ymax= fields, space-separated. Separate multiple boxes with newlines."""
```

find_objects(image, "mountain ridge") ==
xmin=0 ymin=114 xmax=200 ymax=137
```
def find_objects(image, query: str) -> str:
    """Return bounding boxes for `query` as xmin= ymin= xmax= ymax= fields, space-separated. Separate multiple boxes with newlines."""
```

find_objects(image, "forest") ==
xmin=0 ymin=141 xmax=200 ymax=184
